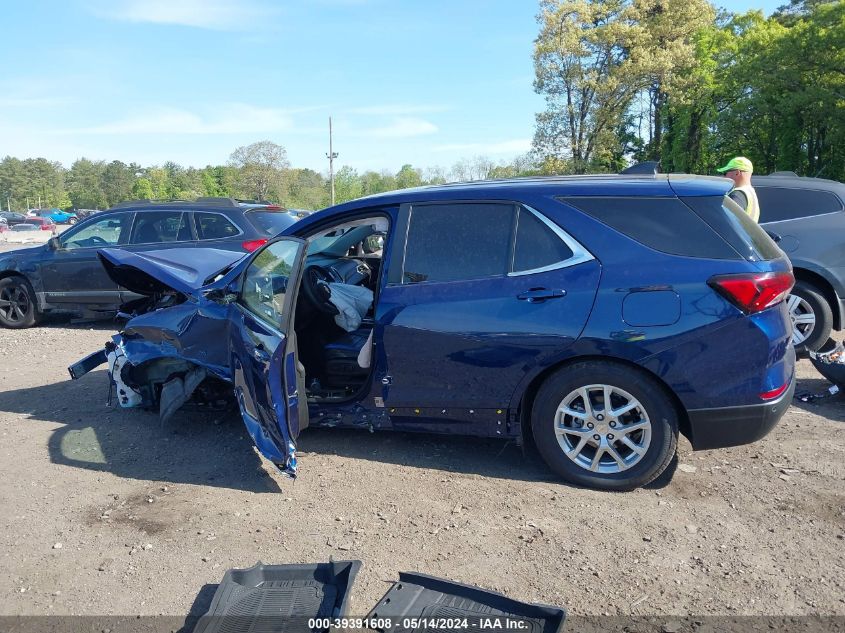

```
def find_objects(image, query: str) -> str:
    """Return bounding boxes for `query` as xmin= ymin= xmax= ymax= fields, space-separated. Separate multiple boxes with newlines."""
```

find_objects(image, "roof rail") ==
xmin=110 ymin=197 xmax=240 ymax=209
xmin=620 ymin=161 xmax=660 ymax=175
xmin=768 ymin=171 xmax=799 ymax=177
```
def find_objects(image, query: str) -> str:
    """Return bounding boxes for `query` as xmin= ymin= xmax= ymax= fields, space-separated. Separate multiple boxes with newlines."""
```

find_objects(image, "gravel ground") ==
xmin=0 ymin=317 xmax=843 ymax=619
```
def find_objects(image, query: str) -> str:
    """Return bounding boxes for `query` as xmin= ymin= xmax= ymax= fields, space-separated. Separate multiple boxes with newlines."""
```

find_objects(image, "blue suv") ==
xmin=71 ymin=175 xmax=795 ymax=490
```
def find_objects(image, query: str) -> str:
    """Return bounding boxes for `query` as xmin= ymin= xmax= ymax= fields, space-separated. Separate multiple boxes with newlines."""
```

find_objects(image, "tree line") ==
xmin=533 ymin=0 xmax=845 ymax=179
xmin=0 ymin=143 xmax=538 ymax=213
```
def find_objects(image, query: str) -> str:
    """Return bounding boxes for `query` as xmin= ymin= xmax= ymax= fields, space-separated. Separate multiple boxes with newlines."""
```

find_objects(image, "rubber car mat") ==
xmin=366 ymin=572 xmax=566 ymax=633
xmin=193 ymin=560 xmax=361 ymax=633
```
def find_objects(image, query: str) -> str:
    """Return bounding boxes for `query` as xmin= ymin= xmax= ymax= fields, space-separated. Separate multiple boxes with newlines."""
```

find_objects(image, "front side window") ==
xmin=241 ymin=240 xmax=300 ymax=328
xmin=61 ymin=214 xmax=132 ymax=250
xmin=195 ymin=212 xmax=241 ymax=240
xmin=130 ymin=211 xmax=191 ymax=244
xmin=403 ymin=203 xmax=515 ymax=283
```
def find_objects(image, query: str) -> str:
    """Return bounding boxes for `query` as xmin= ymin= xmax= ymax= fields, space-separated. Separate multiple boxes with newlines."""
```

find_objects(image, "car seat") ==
xmin=323 ymin=328 xmax=371 ymax=387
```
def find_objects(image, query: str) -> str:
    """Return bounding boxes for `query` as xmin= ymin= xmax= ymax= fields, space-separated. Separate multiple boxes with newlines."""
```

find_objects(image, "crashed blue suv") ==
xmin=70 ymin=175 xmax=796 ymax=491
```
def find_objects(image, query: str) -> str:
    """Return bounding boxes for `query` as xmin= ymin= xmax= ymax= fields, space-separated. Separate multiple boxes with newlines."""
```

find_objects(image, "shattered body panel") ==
xmin=117 ymin=302 xmax=232 ymax=381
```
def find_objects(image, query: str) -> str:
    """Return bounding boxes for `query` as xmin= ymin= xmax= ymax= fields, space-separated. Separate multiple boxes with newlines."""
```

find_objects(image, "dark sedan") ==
xmin=0 ymin=197 xmax=297 ymax=328
xmin=0 ymin=212 xmax=33 ymax=226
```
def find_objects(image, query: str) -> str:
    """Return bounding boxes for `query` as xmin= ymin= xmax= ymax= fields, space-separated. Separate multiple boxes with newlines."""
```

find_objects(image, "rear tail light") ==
xmin=242 ymin=238 xmax=268 ymax=252
xmin=708 ymin=271 xmax=794 ymax=314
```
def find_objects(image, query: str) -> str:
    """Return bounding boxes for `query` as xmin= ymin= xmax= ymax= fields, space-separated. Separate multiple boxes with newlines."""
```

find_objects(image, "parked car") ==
xmin=0 ymin=212 xmax=32 ymax=226
xmin=70 ymin=175 xmax=795 ymax=491
xmin=0 ymin=197 xmax=297 ymax=328
xmin=751 ymin=172 xmax=845 ymax=352
xmin=24 ymin=217 xmax=57 ymax=234
xmin=32 ymin=208 xmax=79 ymax=224
xmin=10 ymin=223 xmax=41 ymax=232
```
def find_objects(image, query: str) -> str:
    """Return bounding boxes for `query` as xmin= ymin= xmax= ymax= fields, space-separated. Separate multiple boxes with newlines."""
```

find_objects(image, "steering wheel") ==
xmin=88 ymin=236 xmax=109 ymax=246
xmin=301 ymin=265 xmax=338 ymax=314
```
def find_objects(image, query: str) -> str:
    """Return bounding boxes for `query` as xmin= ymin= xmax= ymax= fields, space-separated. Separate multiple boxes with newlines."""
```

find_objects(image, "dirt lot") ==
xmin=0 ymin=317 xmax=843 ymax=618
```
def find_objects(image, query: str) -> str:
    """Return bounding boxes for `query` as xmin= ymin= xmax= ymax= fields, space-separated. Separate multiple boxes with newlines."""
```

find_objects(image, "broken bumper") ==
xmin=67 ymin=348 xmax=108 ymax=380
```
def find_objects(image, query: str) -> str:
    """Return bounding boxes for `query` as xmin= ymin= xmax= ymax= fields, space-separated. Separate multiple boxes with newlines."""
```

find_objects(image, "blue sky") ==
xmin=1 ymin=0 xmax=783 ymax=174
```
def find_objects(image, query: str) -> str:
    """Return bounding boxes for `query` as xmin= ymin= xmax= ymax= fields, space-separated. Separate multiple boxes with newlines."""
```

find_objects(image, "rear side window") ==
xmin=195 ymin=212 xmax=240 ymax=240
xmin=243 ymin=209 xmax=296 ymax=237
xmin=562 ymin=197 xmax=740 ymax=260
xmin=403 ymin=203 xmax=515 ymax=283
xmin=130 ymin=211 xmax=191 ymax=244
xmin=682 ymin=196 xmax=782 ymax=261
xmin=755 ymin=186 xmax=843 ymax=223
xmin=513 ymin=207 xmax=574 ymax=272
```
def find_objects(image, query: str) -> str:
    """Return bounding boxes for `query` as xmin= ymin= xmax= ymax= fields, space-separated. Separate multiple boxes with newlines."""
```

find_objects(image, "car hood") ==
xmin=98 ymin=247 xmax=245 ymax=296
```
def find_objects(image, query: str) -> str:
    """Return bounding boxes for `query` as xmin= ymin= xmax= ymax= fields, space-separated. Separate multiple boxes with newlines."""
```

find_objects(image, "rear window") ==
xmin=195 ymin=212 xmax=240 ymax=240
xmin=681 ymin=196 xmax=782 ymax=261
xmin=243 ymin=209 xmax=296 ymax=237
xmin=755 ymin=186 xmax=843 ymax=223
xmin=513 ymin=207 xmax=574 ymax=272
xmin=403 ymin=203 xmax=515 ymax=283
xmin=561 ymin=196 xmax=740 ymax=260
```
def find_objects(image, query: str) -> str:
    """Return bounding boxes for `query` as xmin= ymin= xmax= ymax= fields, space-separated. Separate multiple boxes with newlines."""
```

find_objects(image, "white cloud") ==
xmin=433 ymin=139 xmax=532 ymax=154
xmin=96 ymin=0 xmax=272 ymax=30
xmin=367 ymin=117 xmax=438 ymax=139
xmin=349 ymin=104 xmax=449 ymax=116
xmin=68 ymin=104 xmax=294 ymax=135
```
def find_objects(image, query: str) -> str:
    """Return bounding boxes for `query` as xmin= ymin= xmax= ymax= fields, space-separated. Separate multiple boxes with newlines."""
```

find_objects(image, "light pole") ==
xmin=326 ymin=116 xmax=338 ymax=205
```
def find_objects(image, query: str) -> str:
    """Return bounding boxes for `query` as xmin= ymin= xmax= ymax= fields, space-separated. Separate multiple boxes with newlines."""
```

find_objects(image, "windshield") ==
xmin=243 ymin=209 xmax=297 ymax=237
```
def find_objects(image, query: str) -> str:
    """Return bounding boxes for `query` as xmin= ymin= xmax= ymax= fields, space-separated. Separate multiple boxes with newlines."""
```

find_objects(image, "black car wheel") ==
xmin=68 ymin=217 xmax=78 ymax=225
xmin=0 ymin=277 xmax=38 ymax=328
xmin=788 ymin=281 xmax=832 ymax=353
xmin=530 ymin=360 xmax=678 ymax=491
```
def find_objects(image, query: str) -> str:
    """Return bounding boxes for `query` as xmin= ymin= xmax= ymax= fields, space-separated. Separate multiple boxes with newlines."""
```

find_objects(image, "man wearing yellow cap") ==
xmin=716 ymin=156 xmax=760 ymax=222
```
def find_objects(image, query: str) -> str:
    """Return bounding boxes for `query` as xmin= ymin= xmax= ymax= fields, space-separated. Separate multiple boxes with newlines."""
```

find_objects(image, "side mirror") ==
xmin=47 ymin=236 xmax=61 ymax=250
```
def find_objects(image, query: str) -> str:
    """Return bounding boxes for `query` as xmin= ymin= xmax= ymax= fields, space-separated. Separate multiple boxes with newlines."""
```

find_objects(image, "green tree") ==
xmin=131 ymin=178 xmax=155 ymax=200
xmin=395 ymin=164 xmax=423 ymax=189
xmin=229 ymin=140 xmax=290 ymax=202
xmin=333 ymin=166 xmax=363 ymax=204
xmin=101 ymin=161 xmax=136 ymax=206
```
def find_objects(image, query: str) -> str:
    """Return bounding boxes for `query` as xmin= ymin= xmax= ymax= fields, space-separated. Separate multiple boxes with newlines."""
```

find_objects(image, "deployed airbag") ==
xmin=328 ymin=283 xmax=372 ymax=332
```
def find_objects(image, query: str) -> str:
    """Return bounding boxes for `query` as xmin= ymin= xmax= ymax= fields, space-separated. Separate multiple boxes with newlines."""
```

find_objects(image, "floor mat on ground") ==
xmin=193 ymin=560 xmax=361 ymax=633
xmin=366 ymin=572 xmax=566 ymax=633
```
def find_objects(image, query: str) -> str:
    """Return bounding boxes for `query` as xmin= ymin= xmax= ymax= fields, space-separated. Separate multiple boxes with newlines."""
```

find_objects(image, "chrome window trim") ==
xmin=508 ymin=205 xmax=595 ymax=277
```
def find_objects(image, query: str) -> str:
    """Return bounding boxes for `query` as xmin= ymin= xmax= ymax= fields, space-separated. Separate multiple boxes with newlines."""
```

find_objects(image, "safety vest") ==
xmin=733 ymin=184 xmax=760 ymax=223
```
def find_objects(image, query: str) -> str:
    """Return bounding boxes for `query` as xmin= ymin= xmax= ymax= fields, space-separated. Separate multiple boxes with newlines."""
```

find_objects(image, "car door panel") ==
xmin=226 ymin=237 xmax=307 ymax=476
xmin=378 ymin=261 xmax=601 ymax=412
xmin=40 ymin=213 xmax=134 ymax=305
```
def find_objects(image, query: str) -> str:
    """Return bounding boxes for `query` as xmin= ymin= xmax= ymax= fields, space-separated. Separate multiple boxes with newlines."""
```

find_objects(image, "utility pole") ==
xmin=326 ymin=116 xmax=338 ymax=206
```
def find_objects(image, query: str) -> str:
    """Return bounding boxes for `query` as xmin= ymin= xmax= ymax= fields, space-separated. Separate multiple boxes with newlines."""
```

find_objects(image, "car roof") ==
xmin=105 ymin=197 xmax=284 ymax=213
xmin=295 ymin=174 xmax=731 ymax=228
xmin=751 ymin=174 xmax=845 ymax=193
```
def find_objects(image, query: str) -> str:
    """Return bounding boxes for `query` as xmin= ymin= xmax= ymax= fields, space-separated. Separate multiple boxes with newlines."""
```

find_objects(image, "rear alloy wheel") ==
xmin=531 ymin=361 xmax=677 ymax=491
xmin=68 ymin=217 xmax=78 ymax=225
xmin=0 ymin=277 xmax=38 ymax=328
xmin=788 ymin=281 xmax=832 ymax=353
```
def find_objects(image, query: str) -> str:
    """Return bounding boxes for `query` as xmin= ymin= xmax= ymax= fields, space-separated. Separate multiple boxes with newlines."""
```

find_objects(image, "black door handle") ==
xmin=517 ymin=288 xmax=567 ymax=303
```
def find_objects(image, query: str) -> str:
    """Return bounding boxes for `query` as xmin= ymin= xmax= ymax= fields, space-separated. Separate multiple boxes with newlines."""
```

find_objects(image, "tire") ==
xmin=788 ymin=281 xmax=832 ymax=354
xmin=530 ymin=360 xmax=678 ymax=491
xmin=0 ymin=276 xmax=39 ymax=328
xmin=68 ymin=217 xmax=78 ymax=225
